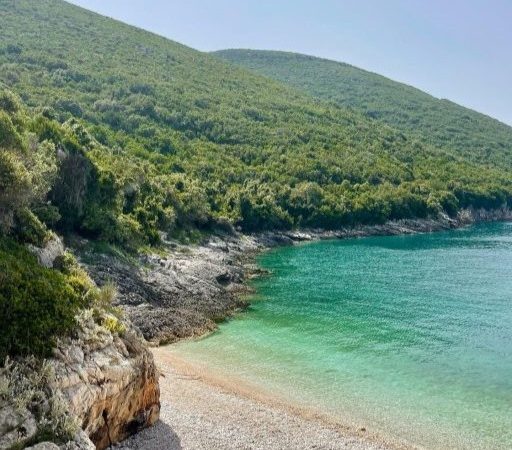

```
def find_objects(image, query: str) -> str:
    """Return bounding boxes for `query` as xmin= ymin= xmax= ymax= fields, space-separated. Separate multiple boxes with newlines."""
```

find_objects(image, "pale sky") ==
xmin=67 ymin=0 xmax=512 ymax=126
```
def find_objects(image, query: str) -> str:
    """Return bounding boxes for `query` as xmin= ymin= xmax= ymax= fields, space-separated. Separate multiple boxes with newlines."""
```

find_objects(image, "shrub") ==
xmin=65 ymin=265 xmax=96 ymax=305
xmin=13 ymin=207 xmax=49 ymax=246
xmin=0 ymin=150 xmax=31 ymax=232
xmin=52 ymin=250 xmax=78 ymax=274
xmin=6 ymin=44 xmax=22 ymax=55
xmin=0 ymin=238 xmax=84 ymax=360
xmin=0 ymin=110 xmax=23 ymax=148
xmin=32 ymin=204 xmax=61 ymax=227
xmin=101 ymin=314 xmax=126 ymax=335
xmin=54 ymin=98 xmax=83 ymax=117
xmin=94 ymin=281 xmax=117 ymax=309
xmin=0 ymin=89 xmax=22 ymax=114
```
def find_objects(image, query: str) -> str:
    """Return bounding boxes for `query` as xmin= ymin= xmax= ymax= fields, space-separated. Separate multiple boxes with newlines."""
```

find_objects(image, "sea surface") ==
xmin=171 ymin=222 xmax=512 ymax=449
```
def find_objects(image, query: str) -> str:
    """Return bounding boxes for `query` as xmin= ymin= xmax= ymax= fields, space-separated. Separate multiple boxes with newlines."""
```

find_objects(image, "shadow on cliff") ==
xmin=117 ymin=420 xmax=183 ymax=450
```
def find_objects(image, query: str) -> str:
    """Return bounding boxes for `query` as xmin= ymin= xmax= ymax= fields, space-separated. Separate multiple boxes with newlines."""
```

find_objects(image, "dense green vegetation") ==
xmin=1 ymin=0 xmax=511 ymax=246
xmin=0 ymin=0 xmax=511 ymax=362
xmin=0 ymin=238 xmax=83 ymax=360
xmin=0 ymin=229 xmax=119 ymax=360
xmin=0 ymin=90 xmax=120 ymax=359
xmin=214 ymin=49 xmax=512 ymax=169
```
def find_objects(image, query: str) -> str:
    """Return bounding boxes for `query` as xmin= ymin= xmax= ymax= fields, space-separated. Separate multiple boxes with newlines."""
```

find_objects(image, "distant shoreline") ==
xmin=83 ymin=207 xmax=512 ymax=348
xmin=252 ymin=207 xmax=512 ymax=246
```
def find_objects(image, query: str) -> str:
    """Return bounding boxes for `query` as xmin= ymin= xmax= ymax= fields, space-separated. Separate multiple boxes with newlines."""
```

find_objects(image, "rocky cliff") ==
xmin=0 ymin=314 xmax=160 ymax=450
xmin=0 ymin=236 xmax=160 ymax=450
xmin=52 ymin=313 xmax=160 ymax=449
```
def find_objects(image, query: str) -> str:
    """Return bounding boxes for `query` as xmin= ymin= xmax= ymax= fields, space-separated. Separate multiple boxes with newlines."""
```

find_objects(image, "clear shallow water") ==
xmin=172 ymin=222 xmax=512 ymax=449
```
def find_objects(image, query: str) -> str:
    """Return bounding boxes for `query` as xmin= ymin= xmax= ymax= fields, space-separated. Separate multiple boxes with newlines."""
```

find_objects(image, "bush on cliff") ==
xmin=0 ymin=238 xmax=85 ymax=360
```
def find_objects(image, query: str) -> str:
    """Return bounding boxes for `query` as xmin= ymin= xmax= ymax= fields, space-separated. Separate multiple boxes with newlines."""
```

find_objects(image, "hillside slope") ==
xmin=214 ymin=49 xmax=512 ymax=169
xmin=1 ymin=1 xmax=511 ymax=243
xmin=0 ymin=91 xmax=159 ymax=448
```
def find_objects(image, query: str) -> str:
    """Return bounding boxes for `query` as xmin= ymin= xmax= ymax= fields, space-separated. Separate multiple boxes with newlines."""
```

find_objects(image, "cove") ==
xmin=171 ymin=222 xmax=512 ymax=449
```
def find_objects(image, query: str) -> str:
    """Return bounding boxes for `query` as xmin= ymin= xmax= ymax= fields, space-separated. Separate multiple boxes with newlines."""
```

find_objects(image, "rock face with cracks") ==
xmin=0 ymin=313 xmax=160 ymax=450
xmin=82 ymin=234 xmax=262 ymax=345
xmin=52 ymin=314 xmax=160 ymax=449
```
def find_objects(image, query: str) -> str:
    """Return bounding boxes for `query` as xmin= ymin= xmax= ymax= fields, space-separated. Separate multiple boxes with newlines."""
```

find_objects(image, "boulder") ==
xmin=27 ymin=234 xmax=65 ymax=268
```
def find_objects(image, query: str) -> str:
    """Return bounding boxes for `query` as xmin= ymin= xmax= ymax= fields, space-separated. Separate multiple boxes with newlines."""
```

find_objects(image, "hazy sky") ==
xmin=67 ymin=0 xmax=512 ymax=126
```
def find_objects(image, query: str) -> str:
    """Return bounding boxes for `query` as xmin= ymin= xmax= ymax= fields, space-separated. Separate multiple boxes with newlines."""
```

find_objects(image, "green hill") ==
xmin=1 ymin=0 xmax=511 ymax=249
xmin=214 ymin=49 xmax=512 ymax=169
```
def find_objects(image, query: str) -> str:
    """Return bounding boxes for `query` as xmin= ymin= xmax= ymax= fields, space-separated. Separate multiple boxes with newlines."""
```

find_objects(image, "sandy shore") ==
xmin=116 ymin=347 xmax=416 ymax=450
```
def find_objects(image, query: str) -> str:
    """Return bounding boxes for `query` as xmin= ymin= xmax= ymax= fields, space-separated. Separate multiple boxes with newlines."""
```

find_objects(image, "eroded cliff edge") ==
xmin=0 ymin=317 xmax=160 ymax=450
xmin=53 ymin=314 xmax=160 ymax=449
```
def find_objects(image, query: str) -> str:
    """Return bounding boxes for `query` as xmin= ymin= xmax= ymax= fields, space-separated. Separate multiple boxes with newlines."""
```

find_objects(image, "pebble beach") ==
xmin=116 ymin=348 xmax=412 ymax=450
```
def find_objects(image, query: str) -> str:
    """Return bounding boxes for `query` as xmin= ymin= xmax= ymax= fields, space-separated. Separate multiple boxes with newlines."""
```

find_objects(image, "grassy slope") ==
xmin=0 ymin=1 xmax=511 ymax=235
xmin=214 ymin=49 xmax=512 ymax=169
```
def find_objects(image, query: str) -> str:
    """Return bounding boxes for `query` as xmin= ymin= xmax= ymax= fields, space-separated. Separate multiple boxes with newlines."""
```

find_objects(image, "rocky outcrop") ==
xmin=0 ymin=403 xmax=38 ymax=449
xmin=82 ymin=234 xmax=261 ymax=345
xmin=457 ymin=206 xmax=512 ymax=224
xmin=0 ymin=314 xmax=159 ymax=450
xmin=27 ymin=234 xmax=65 ymax=268
xmin=52 ymin=313 xmax=160 ymax=449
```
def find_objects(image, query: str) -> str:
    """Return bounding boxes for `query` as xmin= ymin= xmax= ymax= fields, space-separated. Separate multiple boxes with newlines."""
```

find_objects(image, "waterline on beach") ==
xmin=172 ymin=222 xmax=512 ymax=449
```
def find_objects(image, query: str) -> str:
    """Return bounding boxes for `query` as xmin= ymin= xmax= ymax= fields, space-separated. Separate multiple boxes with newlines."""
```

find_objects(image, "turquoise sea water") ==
xmin=171 ymin=222 xmax=512 ymax=449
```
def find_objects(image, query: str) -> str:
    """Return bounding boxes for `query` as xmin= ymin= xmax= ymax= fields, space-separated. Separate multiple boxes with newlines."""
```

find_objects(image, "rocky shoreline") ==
xmin=83 ymin=207 xmax=512 ymax=346
xmin=80 ymin=233 xmax=262 ymax=346
xmin=1 ymin=208 xmax=509 ymax=450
